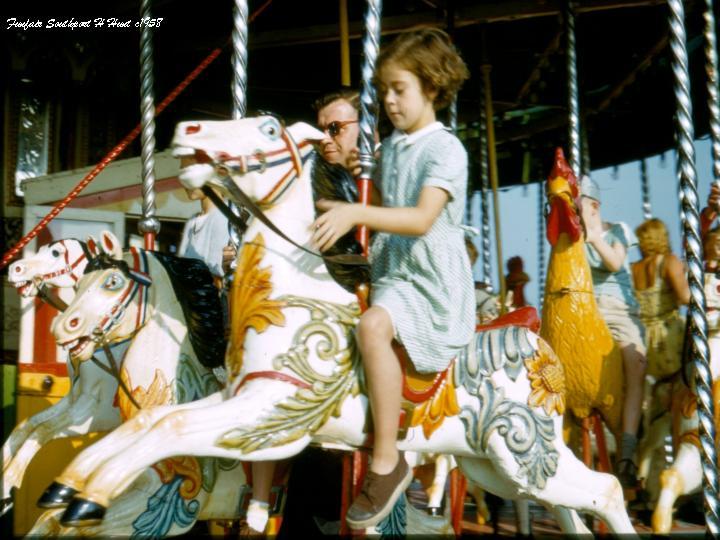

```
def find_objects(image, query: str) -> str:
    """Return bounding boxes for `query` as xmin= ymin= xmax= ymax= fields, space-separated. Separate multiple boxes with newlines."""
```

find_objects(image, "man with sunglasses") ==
xmin=314 ymin=88 xmax=361 ymax=172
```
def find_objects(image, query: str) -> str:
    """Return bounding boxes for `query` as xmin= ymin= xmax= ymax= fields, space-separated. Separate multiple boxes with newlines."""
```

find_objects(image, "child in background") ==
xmin=178 ymin=187 xmax=230 ymax=285
xmin=632 ymin=219 xmax=689 ymax=380
xmin=311 ymin=28 xmax=474 ymax=528
xmin=580 ymin=176 xmax=647 ymax=489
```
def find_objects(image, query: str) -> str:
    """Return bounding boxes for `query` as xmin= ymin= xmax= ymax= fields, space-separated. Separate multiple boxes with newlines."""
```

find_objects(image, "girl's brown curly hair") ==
xmin=374 ymin=29 xmax=469 ymax=110
xmin=636 ymin=218 xmax=671 ymax=257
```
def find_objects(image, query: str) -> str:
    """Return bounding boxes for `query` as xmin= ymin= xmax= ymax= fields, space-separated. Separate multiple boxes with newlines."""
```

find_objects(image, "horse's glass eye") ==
xmin=103 ymin=273 xmax=125 ymax=291
xmin=260 ymin=119 xmax=280 ymax=141
xmin=51 ymin=249 xmax=60 ymax=257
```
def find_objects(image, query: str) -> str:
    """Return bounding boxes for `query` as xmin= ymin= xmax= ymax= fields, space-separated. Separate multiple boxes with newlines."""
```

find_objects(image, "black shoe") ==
xmin=615 ymin=459 xmax=638 ymax=489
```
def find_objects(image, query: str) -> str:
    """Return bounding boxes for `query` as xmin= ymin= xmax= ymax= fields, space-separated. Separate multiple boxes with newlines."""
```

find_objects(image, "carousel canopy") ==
xmin=3 ymin=0 xmax=715 ymax=188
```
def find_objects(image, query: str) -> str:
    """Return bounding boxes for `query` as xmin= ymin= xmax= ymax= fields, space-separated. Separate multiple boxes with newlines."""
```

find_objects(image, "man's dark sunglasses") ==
xmin=321 ymin=120 xmax=358 ymax=138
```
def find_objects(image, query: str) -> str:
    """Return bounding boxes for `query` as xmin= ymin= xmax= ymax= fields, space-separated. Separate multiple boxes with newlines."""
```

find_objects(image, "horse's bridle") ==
xmin=198 ymin=123 xmax=309 ymax=210
xmin=85 ymin=248 xmax=151 ymax=344
xmin=199 ymin=123 xmax=367 ymax=267
xmin=34 ymin=239 xmax=93 ymax=286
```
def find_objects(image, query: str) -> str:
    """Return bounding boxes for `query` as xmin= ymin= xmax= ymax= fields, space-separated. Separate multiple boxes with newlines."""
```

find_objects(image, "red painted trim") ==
xmin=234 ymin=371 xmax=312 ymax=394
xmin=65 ymin=177 xmax=182 ymax=209
xmin=18 ymin=362 xmax=69 ymax=377
xmin=393 ymin=342 xmax=447 ymax=403
xmin=476 ymin=306 xmax=540 ymax=334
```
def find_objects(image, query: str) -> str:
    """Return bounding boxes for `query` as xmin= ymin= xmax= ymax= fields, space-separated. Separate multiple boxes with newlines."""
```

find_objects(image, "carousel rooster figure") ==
xmin=541 ymin=149 xmax=625 ymax=452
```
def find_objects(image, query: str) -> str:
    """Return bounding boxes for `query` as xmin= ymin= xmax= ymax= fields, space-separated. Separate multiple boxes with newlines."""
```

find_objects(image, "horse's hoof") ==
xmin=37 ymin=482 xmax=78 ymax=508
xmin=0 ymin=496 xmax=13 ymax=516
xmin=60 ymin=498 xmax=106 ymax=527
xmin=427 ymin=506 xmax=440 ymax=517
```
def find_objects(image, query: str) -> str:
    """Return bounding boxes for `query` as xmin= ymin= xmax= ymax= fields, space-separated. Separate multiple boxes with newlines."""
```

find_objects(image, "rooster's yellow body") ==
xmin=541 ymin=150 xmax=624 ymax=436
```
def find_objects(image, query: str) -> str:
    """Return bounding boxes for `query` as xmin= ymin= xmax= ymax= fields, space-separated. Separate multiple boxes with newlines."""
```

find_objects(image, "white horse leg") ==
xmin=55 ymin=392 xmax=224 ymax=492
xmin=75 ymin=381 xmax=304 ymax=509
xmin=427 ymin=454 xmax=452 ymax=511
xmin=651 ymin=442 xmax=702 ymax=533
xmin=2 ymin=395 xmax=73 ymax=502
xmin=31 ymin=468 xmax=215 ymax=537
xmin=484 ymin=433 xmax=635 ymax=536
xmin=457 ymin=457 xmax=590 ymax=535
xmin=552 ymin=506 xmax=592 ymax=536
xmin=637 ymin=412 xmax=670 ymax=484
xmin=3 ymin=394 xmax=71 ymax=469
xmin=4 ymin=390 xmax=121 ymax=504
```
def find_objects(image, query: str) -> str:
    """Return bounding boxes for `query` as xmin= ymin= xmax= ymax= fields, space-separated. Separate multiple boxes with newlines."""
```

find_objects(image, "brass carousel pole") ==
xmin=340 ymin=0 xmax=351 ymax=86
xmin=225 ymin=0 xmax=251 ymax=279
xmin=565 ymin=0 xmax=581 ymax=175
xmin=478 ymin=74 xmax=492 ymax=290
xmin=481 ymin=62 xmax=506 ymax=314
xmin=138 ymin=0 xmax=160 ymax=250
xmin=668 ymin=0 xmax=719 ymax=532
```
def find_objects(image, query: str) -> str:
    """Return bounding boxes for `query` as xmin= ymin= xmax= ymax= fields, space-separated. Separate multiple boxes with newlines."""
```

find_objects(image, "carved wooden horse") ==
xmin=27 ymin=232 xmax=248 ymax=537
xmin=42 ymin=117 xmax=635 ymax=535
xmin=651 ymin=269 xmax=720 ymax=533
xmin=3 ymin=239 xmax=121 ymax=514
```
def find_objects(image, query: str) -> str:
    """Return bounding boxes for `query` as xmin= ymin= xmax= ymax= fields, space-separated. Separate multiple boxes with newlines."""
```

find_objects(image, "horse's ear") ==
xmin=86 ymin=235 xmax=100 ymax=257
xmin=287 ymin=122 xmax=325 ymax=144
xmin=99 ymin=231 xmax=123 ymax=260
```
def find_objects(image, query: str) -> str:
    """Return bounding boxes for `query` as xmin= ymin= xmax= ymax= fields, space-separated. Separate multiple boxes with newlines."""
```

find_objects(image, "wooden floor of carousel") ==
xmin=170 ymin=477 xmax=708 ymax=538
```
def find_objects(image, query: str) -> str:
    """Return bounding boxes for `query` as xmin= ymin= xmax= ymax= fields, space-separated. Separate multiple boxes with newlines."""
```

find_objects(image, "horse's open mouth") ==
xmin=60 ymin=337 xmax=92 ymax=358
xmin=12 ymin=280 xmax=33 ymax=297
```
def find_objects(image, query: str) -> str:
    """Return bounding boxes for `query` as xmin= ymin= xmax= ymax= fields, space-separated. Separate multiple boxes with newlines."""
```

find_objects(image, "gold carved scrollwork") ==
xmin=118 ymin=368 xmax=173 ymax=421
xmin=151 ymin=456 xmax=203 ymax=499
xmin=217 ymin=296 xmax=361 ymax=453
xmin=227 ymin=234 xmax=287 ymax=380
xmin=410 ymin=366 xmax=460 ymax=439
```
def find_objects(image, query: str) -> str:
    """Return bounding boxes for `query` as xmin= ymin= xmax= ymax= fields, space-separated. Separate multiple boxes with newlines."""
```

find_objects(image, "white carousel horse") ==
xmin=2 ymin=239 xmax=123 ymax=514
xmin=636 ymin=376 xmax=674 ymax=502
xmin=421 ymin=285 xmax=515 ymax=522
xmin=8 ymin=238 xmax=91 ymax=298
xmin=44 ymin=116 xmax=635 ymax=535
xmin=26 ymin=232 xmax=249 ymax=537
xmin=651 ymin=270 xmax=720 ymax=533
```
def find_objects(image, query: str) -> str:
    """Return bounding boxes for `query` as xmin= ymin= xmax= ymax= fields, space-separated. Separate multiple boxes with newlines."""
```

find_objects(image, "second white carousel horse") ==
xmin=28 ymin=232 xmax=248 ymax=537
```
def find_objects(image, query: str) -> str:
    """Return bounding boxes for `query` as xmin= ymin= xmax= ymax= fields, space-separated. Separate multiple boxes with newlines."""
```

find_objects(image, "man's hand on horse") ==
xmin=312 ymin=199 xmax=357 ymax=252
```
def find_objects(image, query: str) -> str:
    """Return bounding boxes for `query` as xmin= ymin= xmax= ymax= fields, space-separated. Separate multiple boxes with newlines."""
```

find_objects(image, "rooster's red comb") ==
xmin=548 ymin=148 xmax=577 ymax=184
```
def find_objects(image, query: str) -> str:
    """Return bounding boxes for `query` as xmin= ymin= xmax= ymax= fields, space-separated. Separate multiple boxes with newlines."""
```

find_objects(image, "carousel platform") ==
xmin=408 ymin=480 xmax=708 ymax=538
xmin=457 ymin=497 xmax=706 ymax=537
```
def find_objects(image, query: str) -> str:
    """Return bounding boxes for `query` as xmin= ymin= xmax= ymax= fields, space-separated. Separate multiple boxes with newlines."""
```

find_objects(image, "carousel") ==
xmin=1 ymin=0 xmax=718 ymax=537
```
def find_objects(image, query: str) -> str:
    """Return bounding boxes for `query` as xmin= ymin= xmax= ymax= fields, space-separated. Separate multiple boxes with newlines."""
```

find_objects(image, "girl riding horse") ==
xmin=311 ymin=29 xmax=474 ymax=529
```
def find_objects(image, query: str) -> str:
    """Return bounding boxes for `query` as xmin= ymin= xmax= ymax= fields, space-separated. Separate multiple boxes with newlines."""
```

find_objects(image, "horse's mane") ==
xmin=150 ymin=253 xmax=227 ymax=369
xmin=310 ymin=154 xmax=371 ymax=292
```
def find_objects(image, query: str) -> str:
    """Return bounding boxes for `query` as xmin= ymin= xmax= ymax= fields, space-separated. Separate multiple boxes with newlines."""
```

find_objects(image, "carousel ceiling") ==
xmin=3 ymin=0 xmax=716 ymax=188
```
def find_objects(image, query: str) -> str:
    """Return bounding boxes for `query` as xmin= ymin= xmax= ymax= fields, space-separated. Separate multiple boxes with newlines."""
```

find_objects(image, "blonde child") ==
xmin=312 ymin=29 xmax=474 ymax=529
xmin=632 ymin=219 xmax=689 ymax=379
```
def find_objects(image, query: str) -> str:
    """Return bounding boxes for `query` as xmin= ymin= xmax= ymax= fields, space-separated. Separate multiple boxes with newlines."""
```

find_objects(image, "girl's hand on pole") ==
xmin=346 ymin=148 xmax=362 ymax=178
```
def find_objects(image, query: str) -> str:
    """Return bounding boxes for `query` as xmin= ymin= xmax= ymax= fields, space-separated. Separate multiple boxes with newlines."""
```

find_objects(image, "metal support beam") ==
xmin=248 ymin=0 xmax=665 ymax=50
